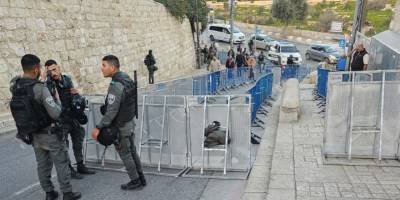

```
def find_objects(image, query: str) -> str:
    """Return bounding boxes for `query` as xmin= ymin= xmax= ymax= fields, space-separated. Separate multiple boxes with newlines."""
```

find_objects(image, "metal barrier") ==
xmin=317 ymin=66 xmax=330 ymax=98
xmin=281 ymin=64 xmax=311 ymax=83
xmin=248 ymin=73 xmax=274 ymax=123
xmin=82 ymin=60 xmax=277 ymax=178
xmin=323 ymin=70 xmax=400 ymax=160
xmin=84 ymin=94 xmax=251 ymax=178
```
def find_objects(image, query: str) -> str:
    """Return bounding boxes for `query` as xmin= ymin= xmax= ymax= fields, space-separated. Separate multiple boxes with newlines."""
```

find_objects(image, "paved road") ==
xmin=0 ymin=124 xmax=251 ymax=200
xmin=0 ymin=80 xmax=271 ymax=200
xmin=200 ymin=30 xmax=322 ymax=71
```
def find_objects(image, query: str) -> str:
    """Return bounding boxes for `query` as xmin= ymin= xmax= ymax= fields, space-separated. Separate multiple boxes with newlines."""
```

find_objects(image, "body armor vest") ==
xmin=351 ymin=50 xmax=368 ymax=71
xmin=10 ymin=78 xmax=53 ymax=143
xmin=108 ymin=72 xmax=136 ymax=126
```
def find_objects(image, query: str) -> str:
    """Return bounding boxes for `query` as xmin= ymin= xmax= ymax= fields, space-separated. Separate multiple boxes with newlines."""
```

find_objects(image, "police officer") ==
xmin=91 ymin=55 xmax=146 ymax=190
xmin=45 ymin=60 xmax=95 ymax=179
xmin=9 ymin=54 xmax=81 ymax=200
xmin=144 ymin=50 xmax=156 ymax=84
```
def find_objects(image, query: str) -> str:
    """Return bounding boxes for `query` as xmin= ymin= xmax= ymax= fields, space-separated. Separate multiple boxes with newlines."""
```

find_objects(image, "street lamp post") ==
xmin=229 ymin=0 xmax=234 ymax=50
xmin=195 ymin=0 xmax=201 ymax=69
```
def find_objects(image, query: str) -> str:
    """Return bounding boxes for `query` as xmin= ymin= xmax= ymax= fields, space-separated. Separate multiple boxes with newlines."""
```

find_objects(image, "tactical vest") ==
xmin=10 ymin=78 xmax=53 ymax=139
xmin=351 ymin=50 xmax=368 ymax=71
xmin=108 ymin=72 xmax=136 ymax=126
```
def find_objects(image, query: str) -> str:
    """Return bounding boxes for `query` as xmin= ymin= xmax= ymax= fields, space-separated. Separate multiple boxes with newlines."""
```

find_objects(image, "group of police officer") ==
xmin=9 ymin=54 xmax=145 ymax=200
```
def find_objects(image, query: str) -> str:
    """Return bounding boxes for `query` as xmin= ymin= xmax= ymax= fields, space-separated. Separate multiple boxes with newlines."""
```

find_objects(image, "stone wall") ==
xmin=0 ymin=0 xmax=196 ymax=111
xmin=390 ymin=0 xmax=400 ymax=33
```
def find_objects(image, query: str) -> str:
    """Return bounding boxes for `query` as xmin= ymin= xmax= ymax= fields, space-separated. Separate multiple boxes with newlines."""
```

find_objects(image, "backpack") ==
xmin=204 ymin=121 xmax=231 ymax=148
xmin=10 ymin=79 xmax=51 ymax=144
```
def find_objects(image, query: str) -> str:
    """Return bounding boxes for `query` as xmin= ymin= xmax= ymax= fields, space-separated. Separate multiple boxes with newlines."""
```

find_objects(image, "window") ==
xmin=311 ymin=46 xmax=319 ymax=51
xmin=223 ymin=28 xmax=230 ymax=34
xmin=281 ymin=46 xmax=299 ymax=53
xmin=210 ymin=26 xmax=223 ymax=32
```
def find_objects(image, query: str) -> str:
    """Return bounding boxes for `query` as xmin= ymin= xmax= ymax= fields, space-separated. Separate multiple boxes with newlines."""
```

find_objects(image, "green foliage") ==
xmin=155 ymin=0 xmax=209 ymax=32
xmin=214 ymin=0 xmax=393 ymax=36
xmin=291 ymin=0 xmax=308 ymax=20
xmin=271 ymin=0 xmax=293 ymax=25
xmin=271 ymin=0 xmax=308 ymax=24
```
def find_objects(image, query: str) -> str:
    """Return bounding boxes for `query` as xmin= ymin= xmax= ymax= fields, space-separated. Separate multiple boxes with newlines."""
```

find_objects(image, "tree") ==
xmin=271 ymin=0 xmax=293 ymax=25
xmin=155 ymin=0 xmax=209 ymax=32
xmin=271 ymin=0 xmax=308 ymax=24
xmin=291 ymin=0 xmax=308 ymax=20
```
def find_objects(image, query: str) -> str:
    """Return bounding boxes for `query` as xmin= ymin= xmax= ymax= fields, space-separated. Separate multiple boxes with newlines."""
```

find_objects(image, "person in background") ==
xmin=209 ymin=56 xmax=222 ymax=72
xmin=349 ymin=43 xmax=369 ymax=71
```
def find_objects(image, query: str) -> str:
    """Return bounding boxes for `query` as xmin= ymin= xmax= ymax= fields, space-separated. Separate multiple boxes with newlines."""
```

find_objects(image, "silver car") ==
xmin=250 ymin=34 xmax=276 ymax=50
xmin=305 ymin=44 xmax=341 ymax=64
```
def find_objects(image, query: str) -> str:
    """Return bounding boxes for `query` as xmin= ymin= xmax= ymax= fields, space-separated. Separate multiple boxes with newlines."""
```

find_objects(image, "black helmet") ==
xmin=71 ymin=94 xmax=86 ymax=113
xmin=71 ymin=94 xmax=88 ymax=124
xmin=97 ymin=127 xmax=119 ymax=146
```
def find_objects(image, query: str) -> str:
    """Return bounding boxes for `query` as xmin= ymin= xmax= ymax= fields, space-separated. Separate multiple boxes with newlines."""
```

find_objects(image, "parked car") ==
xmin=267 ymin=42 xmax=303 ymax=65
xmin=305 ymin=44 xmax=341 ymax=64
xmin=207 ymin=24 xmax=245 ymax=44
xmin=249 ymin=34 xmax=276 ymax=50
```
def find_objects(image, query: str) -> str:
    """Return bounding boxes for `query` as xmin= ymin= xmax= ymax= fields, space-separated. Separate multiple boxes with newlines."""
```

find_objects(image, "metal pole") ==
xmin=349 ymin=0 xmax=367 ymax=54
xmin=195 ymin=0 xmax=201 ymax=69
xmin=229 ymin=0 xmax=234 ymax=50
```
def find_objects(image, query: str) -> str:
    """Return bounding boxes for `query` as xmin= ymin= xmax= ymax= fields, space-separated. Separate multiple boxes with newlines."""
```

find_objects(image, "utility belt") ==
xmin=36 ymin=122 xmax=69 ymax=141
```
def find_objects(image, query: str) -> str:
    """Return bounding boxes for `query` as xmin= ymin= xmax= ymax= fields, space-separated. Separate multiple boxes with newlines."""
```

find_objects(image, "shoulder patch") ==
xmin=45 ymin=96 xmax=56 ymax=107
xmin=107 ymin=94 xmax=116 ymax=105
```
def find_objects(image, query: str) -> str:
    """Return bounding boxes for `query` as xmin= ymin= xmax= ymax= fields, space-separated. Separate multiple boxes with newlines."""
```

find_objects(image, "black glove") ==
xmin=100 ymin=104 xmax=107 ymax=115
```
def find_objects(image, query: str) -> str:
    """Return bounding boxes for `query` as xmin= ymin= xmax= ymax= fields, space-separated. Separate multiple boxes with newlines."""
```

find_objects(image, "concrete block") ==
xmin=279 ymin=79 xmax=300 ymax=122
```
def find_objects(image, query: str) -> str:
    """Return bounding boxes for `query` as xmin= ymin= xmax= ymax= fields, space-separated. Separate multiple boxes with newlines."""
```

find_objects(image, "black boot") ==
xmin=139 ymin=173 xmax=147 ymax=186
xmin=46 ymin=191 xmax=59 ymax=200
xmin=69 ymin=165 xmax=83 ymax=180
xmin=63 ymin=192 xmax=81 ymax=200
xmin=120 ymin=179 xmax=143 ymax=190
xmin=77 ymin=162 xmax=96 ymax=174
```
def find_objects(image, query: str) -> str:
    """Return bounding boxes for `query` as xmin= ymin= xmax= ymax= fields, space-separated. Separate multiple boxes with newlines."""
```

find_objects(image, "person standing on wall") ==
xmin=144 ymin=50 xmax=157 ymax=84
xmin=91 ymin=55 xmax=146 ymax=190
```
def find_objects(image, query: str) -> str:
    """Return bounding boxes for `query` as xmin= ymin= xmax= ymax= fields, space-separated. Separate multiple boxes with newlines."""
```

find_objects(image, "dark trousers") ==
xmin=149 ymin=73 xmax=154 ymax=84
xmin=115 ymin=133 xmax=144 ymax=180
xmin=66 ymin=120 xmax=85 ymax=164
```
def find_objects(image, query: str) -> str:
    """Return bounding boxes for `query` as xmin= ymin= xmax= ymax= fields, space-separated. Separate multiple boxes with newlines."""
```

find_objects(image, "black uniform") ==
xmin=46 ymin=75 xmax=91 ymax=174
xmin=144 ymin=54 xmax=156 ymax=84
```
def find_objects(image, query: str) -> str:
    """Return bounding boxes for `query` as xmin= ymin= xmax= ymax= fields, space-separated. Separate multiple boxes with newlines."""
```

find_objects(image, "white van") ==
xmin=267 ymin=42 xmax=303 ymax=65
xmin=207 ymin=24 xmax=245 ymax=44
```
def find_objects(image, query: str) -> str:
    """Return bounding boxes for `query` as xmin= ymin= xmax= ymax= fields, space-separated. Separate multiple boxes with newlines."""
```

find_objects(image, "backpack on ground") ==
xmin=204 ymin=121 xmax=231 ymax=148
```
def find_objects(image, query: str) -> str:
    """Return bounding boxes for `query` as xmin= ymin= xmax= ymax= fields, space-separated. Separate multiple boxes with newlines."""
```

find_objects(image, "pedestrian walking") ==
xmin=144 ymin=50 xmax=157 ymax=84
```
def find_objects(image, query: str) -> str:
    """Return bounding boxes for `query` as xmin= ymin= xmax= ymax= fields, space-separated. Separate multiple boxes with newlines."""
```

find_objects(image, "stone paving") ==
xmin=264 ymin=84 xmax=400 ymax=200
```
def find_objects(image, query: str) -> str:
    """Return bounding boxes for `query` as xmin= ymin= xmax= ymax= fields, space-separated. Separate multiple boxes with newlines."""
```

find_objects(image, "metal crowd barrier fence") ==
xmin=82 ymin=61 xmax=276 ymax=178
xmin=317 ymin=66 xmax=330 ymax=98
xmin=192 ymin=64 xmax=275 ymax=95
xmin=84 ymin=94 xmax=251 ymax=178
xmin=281 ymin=64 xmax=311 ymax=83
xmin=323 ymin=70 xmax=400 ymax=161
xmin=248 ymin=73 xmax=274 ymax=123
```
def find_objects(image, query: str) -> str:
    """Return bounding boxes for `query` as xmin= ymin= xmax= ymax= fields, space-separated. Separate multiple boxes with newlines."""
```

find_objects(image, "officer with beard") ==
xmin=45 ymin=60 xmax=95 ymax=179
